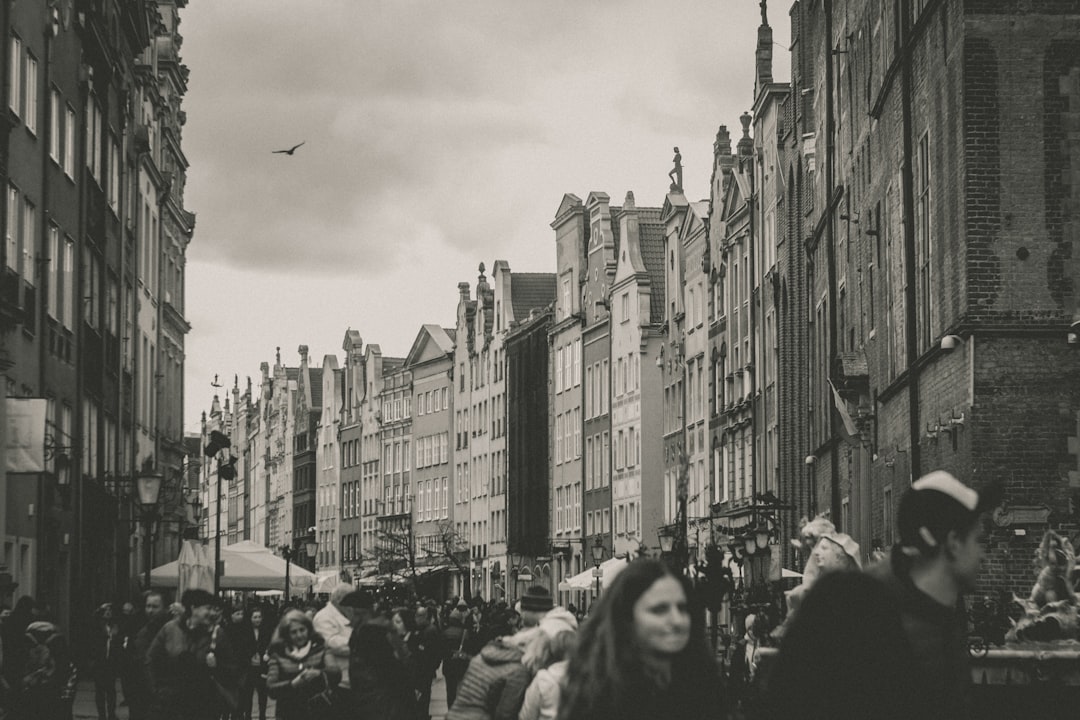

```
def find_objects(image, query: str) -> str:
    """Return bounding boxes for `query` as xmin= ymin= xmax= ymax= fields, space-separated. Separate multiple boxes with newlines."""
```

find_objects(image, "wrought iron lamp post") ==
xmin=281 ymin=545 xmax=294 ymax=602
xmin=136 ymin=472 xmax=163 ymax=589
xmin=591 ymin=535 xmax=605 ymax=598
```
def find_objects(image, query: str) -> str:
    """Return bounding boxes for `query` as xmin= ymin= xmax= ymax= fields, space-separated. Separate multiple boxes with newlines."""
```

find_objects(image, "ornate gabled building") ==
xmin=581 ymin=193 xmax=617 ymax=570
xmin=292 ymin=346 xmax=321 ymax=573
xmin=404 ymin=324 xmax=456 ymax=594
xmin=315 ymin=352 xmax=342 ymax=588
xmin=452 ymin=262 xmax=553 ymax=600
xmin=549 ymin=197 xmax=587 ymax=604
xmin=607 ymin=192 xmax=666 ymax=560
xmin=661 ymin=188 xmax=711 ymax=562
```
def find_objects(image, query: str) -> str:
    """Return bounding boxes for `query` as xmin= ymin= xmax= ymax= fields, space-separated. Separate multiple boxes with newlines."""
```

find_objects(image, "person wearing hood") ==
xmin=446 ymin=624 xmax=538 ymax=720
xmin=517 ymin=608 xmax=578 ymax=720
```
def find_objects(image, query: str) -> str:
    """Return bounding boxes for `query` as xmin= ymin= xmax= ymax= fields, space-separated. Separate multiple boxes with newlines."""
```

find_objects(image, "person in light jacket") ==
xmin=265 ymin=610 xmax=340 ymax=720
xmin=517 ymin=609 xmax=577 ymax=720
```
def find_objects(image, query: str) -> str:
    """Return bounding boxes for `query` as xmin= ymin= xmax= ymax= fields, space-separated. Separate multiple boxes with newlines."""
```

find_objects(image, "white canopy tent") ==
xmin=558 ymin=556 xmax=630 ymax=592
xmin=150 ymin=540 xmax=316 ymax=593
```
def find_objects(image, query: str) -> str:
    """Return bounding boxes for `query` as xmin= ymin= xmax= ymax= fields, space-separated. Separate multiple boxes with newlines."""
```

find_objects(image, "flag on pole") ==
xmin=829 ymin=379 xmax=859 ymax=441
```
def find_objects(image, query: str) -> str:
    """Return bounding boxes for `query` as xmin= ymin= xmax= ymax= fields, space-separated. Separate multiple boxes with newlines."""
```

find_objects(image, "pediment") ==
xmin=406 ymin=324 xmax=455 ymax=367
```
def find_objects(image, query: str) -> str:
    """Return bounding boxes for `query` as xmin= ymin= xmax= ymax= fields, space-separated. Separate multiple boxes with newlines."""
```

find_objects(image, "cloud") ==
xmin=180 ymin=0 xmax=791 ymax=430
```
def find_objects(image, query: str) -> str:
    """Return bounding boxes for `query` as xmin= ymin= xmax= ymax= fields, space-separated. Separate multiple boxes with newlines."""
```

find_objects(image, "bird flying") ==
xmin=272 ymin=141 xmax=305 ymax=155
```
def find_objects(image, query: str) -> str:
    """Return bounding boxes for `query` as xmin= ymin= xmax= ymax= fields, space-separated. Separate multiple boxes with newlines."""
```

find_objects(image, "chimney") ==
xmin=737 ymin=112 xmax=754 ymax=169
xmin=756 ymin=1 xmax=773 ymax=96
xmin=714 ymin=125 xmax=734 ymax=175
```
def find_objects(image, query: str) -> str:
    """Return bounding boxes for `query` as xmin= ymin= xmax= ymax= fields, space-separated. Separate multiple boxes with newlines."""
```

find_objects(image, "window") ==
xmin=47 ymin=226 xmax=59 ymax=318
xmin=573 ymin=340 xmax=581 ymax=387
xmin=64 ymin=106 xmax=76 ymax=177
xmin=62 ymin=238 xmax=74 ymax=328
xmin=49 ymin=89 xmax=61 ymax=161
xmin=5 ymin=186 xmax=16 ymax=273
xmin=621 ymin=292 xmax=630 ymax=323
xmin=21 ymin=198 xmax=35 ymax=285
xmin=555 ymin=347 xmax=563 ymax=393
xmin=108 ymin=137 xmax=120 ymax=212
xmin=24 ymin=54 xmax=37 ymax=135
xmin=561 ymin=275 xmax=572 ymax=319
xmin=917 ymin=133 xmax=933 ymax=350
xmin=86 ymin=94 xmax=102 ymax=181
xmin=9 ymin=35 xmax=21 ymax=116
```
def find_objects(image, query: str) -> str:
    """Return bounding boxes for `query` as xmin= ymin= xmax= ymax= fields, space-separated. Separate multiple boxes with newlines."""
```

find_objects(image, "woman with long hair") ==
xmin=557 ymin=559 xmax=724 ymax=720
xmin=265 ymin=610 xmax=340 ymax=720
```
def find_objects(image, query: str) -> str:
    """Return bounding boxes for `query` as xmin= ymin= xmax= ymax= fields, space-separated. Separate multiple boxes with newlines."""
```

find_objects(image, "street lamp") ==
xmin=658 ymin=525 xmax=676 ymax=555
xmin=281 ymin=545 xmax=294 ymax=602
xmin=136 ymin=472 xmax=163 ymax=589
xmin=305 ymin=527 xmax=318 ymax=564
xmin=591 ymin=536 xmax=605 ymax=598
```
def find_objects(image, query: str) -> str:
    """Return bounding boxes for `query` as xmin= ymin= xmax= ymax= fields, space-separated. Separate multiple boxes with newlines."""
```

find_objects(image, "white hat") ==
xmin=818 ymin=532 xmax=862 ymax=569
xmin=912 ymin=470 xmax=979 ymax=511
xmin=539 ymin=607 xmax=578 ymax=638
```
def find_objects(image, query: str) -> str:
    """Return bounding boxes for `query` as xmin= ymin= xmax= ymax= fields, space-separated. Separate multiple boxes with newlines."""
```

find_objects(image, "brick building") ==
xmin=774 ymin=0 xmax=1080 ymax=586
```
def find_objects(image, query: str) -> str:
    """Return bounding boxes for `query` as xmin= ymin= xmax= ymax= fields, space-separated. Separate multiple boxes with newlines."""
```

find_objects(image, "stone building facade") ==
xmin=1 ymin=1 xmax=193 ymax=641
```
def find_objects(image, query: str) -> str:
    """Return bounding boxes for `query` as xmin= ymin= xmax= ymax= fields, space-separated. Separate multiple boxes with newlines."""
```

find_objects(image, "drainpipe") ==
xmin=824 ymin=0 xmax=841 ymax=519
xmin=899 ymin=0 xmax=922 ymax=480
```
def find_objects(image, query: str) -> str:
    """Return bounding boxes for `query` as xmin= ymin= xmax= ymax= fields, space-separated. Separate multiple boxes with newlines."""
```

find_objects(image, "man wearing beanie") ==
xmin=865 ymin=470 xmax=1000 ymax=720
xmin=516 ymin=585 xmax=553 ymax=629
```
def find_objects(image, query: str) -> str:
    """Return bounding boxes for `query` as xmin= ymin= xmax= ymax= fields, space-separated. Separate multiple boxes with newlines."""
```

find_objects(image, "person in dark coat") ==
xmin=89 ymin=602 xmax=124 ymax=720
xmin=247 ymin=608 xmax=272 ymax=720
xmin=1 ymin=596 xmax=35 ymax=712
xmin=413 ymin=605 xmax=443 ymax=720
xmin=128 ymin=591 xmax=169 ymax=720
xmin=147 ymin=589 xmax=238 ymax=720
xmin=224 ymin=607 xmax=256 ymax=720
xmin=758 ymin=570 xmax=918 ymax=720
xmin=265 ymin=610 xmax=340 ymax=720
xmin=440 ymin=602 xmax=471 ymax=708
xmin=349 ymin=598 xmax=415 ymax=720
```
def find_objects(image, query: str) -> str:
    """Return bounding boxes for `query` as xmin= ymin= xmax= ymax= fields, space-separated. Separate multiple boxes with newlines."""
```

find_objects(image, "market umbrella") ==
xmin=176 ymin=540 xmax=213 ymax=594
xmin=558 ymin=556 xmax=630 ymax=591
xmin=150 ymin=540 xmax=316 ymax=592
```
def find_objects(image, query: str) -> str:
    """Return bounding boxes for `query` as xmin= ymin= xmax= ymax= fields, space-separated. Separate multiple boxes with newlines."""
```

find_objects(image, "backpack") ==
xmin=22 ymin=621 xmax=77 ymax=700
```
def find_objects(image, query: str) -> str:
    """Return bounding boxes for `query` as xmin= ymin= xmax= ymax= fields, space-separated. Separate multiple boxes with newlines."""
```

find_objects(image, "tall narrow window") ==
xmin=62 ymin=106 xmax=75 ymax=177
xmin=8 ymin=36 xmax=21 ymax=116
xmin=24 ymin=54 xmax=37 ymax=135
xmin=21 ymin=199 xmax=35 ymax=285
xmin=49 ymin=89 xmax=61 ymax=161
xmin=62 ymin=238 xmax=74 ymax=328
xmin=5 ymin=186 xmax=17 ymax=272
xmin=47 ymin=226 xmax=59 ymax=318
xmin=917 ymin=133 xmax=933 ymax=350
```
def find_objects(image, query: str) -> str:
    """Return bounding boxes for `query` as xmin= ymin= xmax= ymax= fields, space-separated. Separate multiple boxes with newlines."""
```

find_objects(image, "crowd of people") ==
xmin=0 ymin=471 xmax=1025 ymax=719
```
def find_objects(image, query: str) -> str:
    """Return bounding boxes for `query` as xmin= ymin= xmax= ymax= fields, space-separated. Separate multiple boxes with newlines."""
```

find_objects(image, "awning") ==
xmin=150 ymin=540 xmax=316 ymax=592
xmin=558 ymin=556 xmax=630 ymax=591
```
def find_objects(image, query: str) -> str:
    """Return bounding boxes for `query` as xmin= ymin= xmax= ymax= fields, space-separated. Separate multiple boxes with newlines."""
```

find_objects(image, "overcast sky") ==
xmin=180 ymin=0 xmax=790 ymax=433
